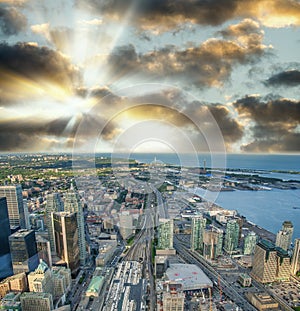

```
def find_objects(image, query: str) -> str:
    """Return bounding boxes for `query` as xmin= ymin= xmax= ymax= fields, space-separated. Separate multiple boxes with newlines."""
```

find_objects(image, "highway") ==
xmin=174 ymin=236 xmax=258 ymax=311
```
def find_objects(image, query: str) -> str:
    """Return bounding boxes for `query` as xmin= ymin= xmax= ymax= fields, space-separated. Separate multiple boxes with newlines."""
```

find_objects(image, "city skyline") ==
xmin=0 ymin=0 xmax=299 ymax=154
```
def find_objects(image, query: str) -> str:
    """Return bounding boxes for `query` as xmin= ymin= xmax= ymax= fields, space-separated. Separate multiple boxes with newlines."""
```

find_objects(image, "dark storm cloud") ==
xmin=209 ymin=105 xmax=244 ymax=143
xmin=0 ymin=42 xmax=81 ymax=94
xmin=0 ymin=114 xmax=119 ymax=151
xmin=76 ymin=0 xmax=300 ymax=31
xmin=107 ymin=20 xmax=266 ymax=88
xmin=234 ymin=96 xmax=300 ymax=123
xmin=0 ymin=6 xmax=27 ymax=35
xmin=266 ymin=70 xmax=300 ymax=87
xmin=234 ymin=95 xmax=300 ymax=152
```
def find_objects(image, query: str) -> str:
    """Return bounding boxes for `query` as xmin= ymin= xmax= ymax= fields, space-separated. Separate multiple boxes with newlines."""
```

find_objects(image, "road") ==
xmin=174 ymin=236 xmax=258 ymax=311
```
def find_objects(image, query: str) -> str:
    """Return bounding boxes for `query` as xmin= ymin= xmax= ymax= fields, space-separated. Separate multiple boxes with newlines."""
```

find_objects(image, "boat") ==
xmin=292 ymin=207 xmax=300 ymax=210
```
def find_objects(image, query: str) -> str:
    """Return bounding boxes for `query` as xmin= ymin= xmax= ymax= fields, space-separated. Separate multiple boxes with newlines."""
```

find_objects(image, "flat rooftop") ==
xmin=165 ymin=264 xmax=213 ymax=291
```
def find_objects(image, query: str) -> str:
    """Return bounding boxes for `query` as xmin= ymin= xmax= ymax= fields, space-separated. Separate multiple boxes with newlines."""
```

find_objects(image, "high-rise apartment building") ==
xmin=9 ymin=229 xmax=39 ymax=274
xmin=243 ymin=231 xmax=257 ymax=255
xmin=0 ymin=197 xmax=13 ymax=279
xmin=157 ymin=218 xmax=174 ymax=250
xmin=251 ymin=239 xmax=291 ymax=283
xmin=45 ymin=193 xmax=63 ymax=252
xmin=276 ymin=221 xmax=293 ymax=251
xmin=52 ymin=212 xmax=80 ymax=274
xmin=28 ymin=260 xmax=53 ymax=296
xmin=64 ymin=188 xmax=86 ymax=265
xmin=0 ymin=185 xmax=25 ymax=228
xmin=20 ymin=292 xmax=53 ymax=311
xmin=224 ymin=219 xmax=240 ymax=254
xmin=190 ymin=215 xmax=206 ymax=252
xmin=291 ymin=238 xmax=300 ymax=276
xmin=202 ymin=227 xmax=223 ymax=260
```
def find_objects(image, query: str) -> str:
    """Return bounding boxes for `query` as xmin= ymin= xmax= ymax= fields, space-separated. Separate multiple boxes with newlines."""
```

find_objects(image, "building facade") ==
xmin=224 ymin=219 xmax=240 ymax=254
xmin=28 ymin=260 xmax=53 ymax=296
xmin=157 ymin=219 xmax=174 ymax=250
xmin=251 ymin=239 xmax=291 ymax=283
xmin=45 ymin=193 xmax=63 ymax=252
xmin=0 ymin=197 xmax=13 ymax=279
xmin=202 ymin=228 xmax=223 ymax=260
xmin=63 ymin=188 xmax=86 ymax=265
xmin=243 ymin=231 xmax=257 ymax=255
xmin=52 ymin=212 xmax=80 ymax=274
xmin=0 ymin=185 xmax=25 ymax=229
xmin=190 ymin=215 xmax=206 ymax=252
xmin=20 ymin=292 xmax=53 ymax=311
xmin=9 ymin=229 xmax=39 ymax=274
xmin=291 ymin=238 xmax=300 ymax=276
xmin=275 ymin=220 xmax=293 ymax=251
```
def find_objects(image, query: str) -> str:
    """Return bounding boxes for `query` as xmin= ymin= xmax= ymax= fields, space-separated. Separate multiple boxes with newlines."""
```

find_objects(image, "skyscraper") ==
xmin=64 ymin=188 xmax=86 ymax=265
xmin=291 ymin=239 xmax=300 ymax=276
xmin=251 ymin=239 xmax=291 ymax=283
xmin=202 ymin=227 xmax=223 ymax=260
xmin=275 ymin=221 xmax=293 ymax=251
xmin=36 ymin=234 xmax=52 ymax=268
xmin=243 ymin=231 xmax=257 ymax=255
xmin=0 ymin=185 xmax=25 ymax=228
xmin=190 ymin=215 xmax=206 ymax=252
xmin=45 ymin=193 xmax=63 ymax=252
xmin=9 ymin=229 xmax=39 ymax=274
xmin=157 ymin=218 xmax=174 ymax=250
xmin=224 ymin=219 xmax=240 ymax=254
xmin=0 ymin=197 xmax=13 ymax=279
xmin=52 ymin=212 xmax=80 ymax=274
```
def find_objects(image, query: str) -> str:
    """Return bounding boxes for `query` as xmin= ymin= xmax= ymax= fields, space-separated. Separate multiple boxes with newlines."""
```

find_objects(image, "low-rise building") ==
xmin=0 ymin=292 xmax=22 ymax=311
xmin=238 ymin=273 xmax=251 ymax=287
xmin=0 ymin=273 xmax=27 ymax=299
xmin=246 ymin=292 xmax=279 ymax=311
xmin=20 ymin=292 xmax=53 ymax=311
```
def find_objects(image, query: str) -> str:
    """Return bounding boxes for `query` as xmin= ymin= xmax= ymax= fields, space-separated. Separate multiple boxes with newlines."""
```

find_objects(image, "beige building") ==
xmin=159 ymin=282 xmax=185 ymax=311
xmin=246 ymin=292 xmax=278 ymax=311
xmin=20 ymin=292 xmax=53 ymax=311
xmin=28 ymin=260 xmax=53 ymax=296
xmin=291 ymin=238 xmax=300 ymax=275
xmin=0 ymin=272 xmax=27 ymax=298
xmin=251 ymin=239 xmax=291 ymax=283
xmin=238 ymin=274 xmax=252 ymax=287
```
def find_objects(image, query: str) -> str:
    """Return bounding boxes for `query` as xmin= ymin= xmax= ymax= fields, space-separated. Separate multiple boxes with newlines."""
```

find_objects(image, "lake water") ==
xmin=195 ymin=188 xmax=300 ymax=241
xmin=120 ymin=153 xmax=300 ymax=241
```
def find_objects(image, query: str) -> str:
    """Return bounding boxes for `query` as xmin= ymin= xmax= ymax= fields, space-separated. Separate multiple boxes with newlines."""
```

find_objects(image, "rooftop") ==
xmin=165 ymin=264 xmax=213 ymax=291
xmin=86 ymin=276 xmax=104 ymax=294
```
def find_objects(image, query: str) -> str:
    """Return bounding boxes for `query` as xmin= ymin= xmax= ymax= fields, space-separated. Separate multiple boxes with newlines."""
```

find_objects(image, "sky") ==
xmin=0 ymin=0 xmax=300 ymax=155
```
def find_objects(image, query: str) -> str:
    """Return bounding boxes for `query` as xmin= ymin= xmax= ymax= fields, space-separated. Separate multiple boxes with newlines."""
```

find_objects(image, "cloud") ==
xmin=76 ymin=0 xmax=300 ymax=32
xmin=0 ymin=113 xmax=120 ymax=151
xmin=266 ymin=70 xmax=300 ymax=87
xmin=0 ymin=42 xmax=82 ymax=99
xmin=107 ymin=20 xmax=268 ymax=87
xmin=87 ymin=88 xmax=243 ymax=150
xmin=0 ymin=6 xmax=27 ymax=35
xmin=234 ymin=95 xmax=300 ymax=152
